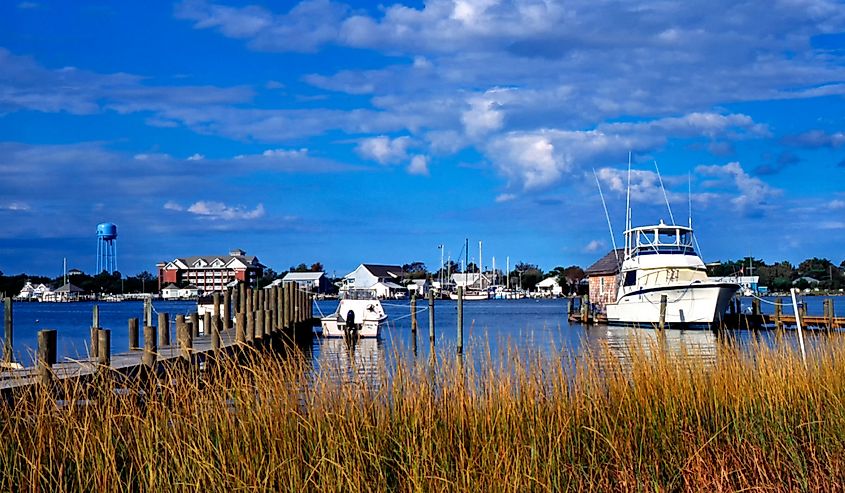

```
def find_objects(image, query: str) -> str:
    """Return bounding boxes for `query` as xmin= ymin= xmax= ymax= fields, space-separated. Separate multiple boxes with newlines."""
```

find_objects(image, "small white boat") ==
xmin=320 ymin=289 xmax=387 ymax=338
xmin=449 ymin=289 xmax=489 ymax=301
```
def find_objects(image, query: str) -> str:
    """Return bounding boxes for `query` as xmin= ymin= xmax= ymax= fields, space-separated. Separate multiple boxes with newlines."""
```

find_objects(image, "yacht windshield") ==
xmin=633 ymin=227 xmax=696 ymax=256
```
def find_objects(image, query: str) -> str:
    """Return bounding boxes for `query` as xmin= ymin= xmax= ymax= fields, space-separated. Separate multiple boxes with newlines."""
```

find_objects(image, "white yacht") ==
xmin=605 ymin=220 xmax=739 ymax=327
xmin=320 ymin=289 xmax=387 ymax=338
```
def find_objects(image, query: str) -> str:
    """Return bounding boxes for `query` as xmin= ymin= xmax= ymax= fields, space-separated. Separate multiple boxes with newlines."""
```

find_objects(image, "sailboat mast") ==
xmin=625 ymin=151 xmax=632 ymax=257
xmin=506 ymin=256 xmax=510 ymax=290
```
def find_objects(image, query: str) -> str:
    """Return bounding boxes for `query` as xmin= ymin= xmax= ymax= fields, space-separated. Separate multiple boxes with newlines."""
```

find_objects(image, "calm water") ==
xmin=2 ymin=295 xmax=840 ymax=368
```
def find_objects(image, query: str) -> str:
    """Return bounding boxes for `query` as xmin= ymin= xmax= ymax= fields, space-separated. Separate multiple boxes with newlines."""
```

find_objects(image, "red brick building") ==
xmin=585 ymin=249 xmax=623 ymax=311
xmin=157 ymin=249 xmax=264 ymax=293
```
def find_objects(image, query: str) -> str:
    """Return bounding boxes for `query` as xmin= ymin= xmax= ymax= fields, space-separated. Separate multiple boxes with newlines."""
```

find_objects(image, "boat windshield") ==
xmin=631 ymin=226 xmax=696 ymax=256
xmin=343 ymin=289 xmax=378 ymax=300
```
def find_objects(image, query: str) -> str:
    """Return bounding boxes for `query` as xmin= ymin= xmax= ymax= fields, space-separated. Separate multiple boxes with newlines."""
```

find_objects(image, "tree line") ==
xmin=709 ymin=257 xmax=845 ymax=290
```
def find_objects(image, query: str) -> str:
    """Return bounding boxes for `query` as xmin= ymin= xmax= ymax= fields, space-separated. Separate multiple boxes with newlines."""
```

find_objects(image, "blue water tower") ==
xmin=96 ymin=222 xmax=118 ymax=274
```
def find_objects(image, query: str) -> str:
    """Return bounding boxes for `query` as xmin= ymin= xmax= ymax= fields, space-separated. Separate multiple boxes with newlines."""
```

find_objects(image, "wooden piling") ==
xmin=178 ymin=317 xmax=192 ymax=362
xmin=277 ymin=285 xmax=284 ymax=333
xmin=774 ymin=298 xmax=783 ymax=331
xmin=203 ymin=312 xmax=211 ymax=337
xmin=190 ymin=312 xmax=199 ymax=339
xmin=144 ymin=298 xmax=153 ymax=328
xmin=659 ymin=294 xmax=667 ymax=330
xmin=246 ymin=309 xmax=255 ymax=342
xmin=269 ymin=286 xmax=277 ymax=332
xmin=410 ymin=294 xmax=417 ymax=333
xmin=90 ymin=326 xmax=100 ymax=359
xmin=143 ymin=325 xmax=156 ymax=368
xmin=255 ymin=309 xmax=264 ymax=343
xmin=264 ymin=309 xmax=272 ymax=339
xmin=3 ymin=297 xmax=12 ymax=364
xmin=567 ymin=296 xmax=574 ymax=317
xmin=37 ymin=329 xmax=56 ymax=386
xmin=128 ymin=317 xmax=139 ymax=350
xmin=212 ymin=292 xmax=221 ymax=354
xmin=232 ymin=284 xmax=240 ymax=316
xmin=581 ymin=294 xmax=589 ymax=324
xmin=239 ymin=282 xmax=246 ymax=315
xmin=283 ymin=283 xmax=292 ymax=330
xmin=236 ymin=312 xmax=246 ymax=344
xmin=752 ymin=298 xmax=760 ymax=316
xmin=428 ymin=289 xmax=435 ymax=343
xmin=158 ymin=312 xmax=170 ymax=347
xmin=97 ymin=329 xmax=111 ymax=367
xmin=92 ymin=304 xmax=99 ymax=329
xmin=224 ymin=288 xmax=233 ymax=331
xmin=457 ymin=287 xmax=464 ymax=355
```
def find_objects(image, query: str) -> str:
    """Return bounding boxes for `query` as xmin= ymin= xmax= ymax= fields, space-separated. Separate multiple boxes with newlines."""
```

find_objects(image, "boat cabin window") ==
xmin=623 ymin=270 xmax=637 ymax=286
xmin=631 ymin=226 xmax=696 ymax=256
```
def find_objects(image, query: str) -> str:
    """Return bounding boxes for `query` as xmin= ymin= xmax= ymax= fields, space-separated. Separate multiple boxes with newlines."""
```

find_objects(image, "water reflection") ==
xmin=582 ymin=325 xmax=720 ymax=368
xmin=312 ymin=337 xmax=383 ymax=386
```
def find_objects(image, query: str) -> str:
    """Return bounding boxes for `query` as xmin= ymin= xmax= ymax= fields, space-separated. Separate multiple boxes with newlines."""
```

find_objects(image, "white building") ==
xmin=406 ymin=279 xmax=431 ymax=296
xmin=281 ymin=271 xmax=331 ymax=293
xmin=342 ymin=264 xmax=406 ymax=299
xmin=15 ymin=282 xmax=52 ymax=301
xmin=161 ymin=283 xmax=201 ymax=300
xmin=450 ymin=272 xmax=489 ymax=290
xmin=535 ymin=277 xmax=564 ymax=297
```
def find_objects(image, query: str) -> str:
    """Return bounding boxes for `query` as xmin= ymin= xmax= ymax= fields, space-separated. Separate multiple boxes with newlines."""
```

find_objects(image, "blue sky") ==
xmin=1 ymin=0 xmax=845 ymax=277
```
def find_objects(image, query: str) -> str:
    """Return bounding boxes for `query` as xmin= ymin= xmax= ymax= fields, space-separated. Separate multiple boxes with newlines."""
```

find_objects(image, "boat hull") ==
xmin=320 ymin=317 xmax=385 ymax=338
xmin=449 ymin=291 xmax=489 ymax=301
xmin=606 ymin=282 xmax=737 ymax=327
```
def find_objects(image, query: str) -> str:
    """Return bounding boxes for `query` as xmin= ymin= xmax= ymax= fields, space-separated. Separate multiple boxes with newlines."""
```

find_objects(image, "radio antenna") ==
xmin=654 ymin=160 xmax=675 ymax=225
xmin=594 ymin=169 xmax=619 ymax=264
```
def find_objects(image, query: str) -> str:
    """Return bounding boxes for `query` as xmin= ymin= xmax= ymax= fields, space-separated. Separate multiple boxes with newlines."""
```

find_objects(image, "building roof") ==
xmin=374 ymin=281 xmax=405 ymax=290
xmin=536 ymin=277 xmax=559 ymax=288
xmin=54 ymin=282 xmax=85 ymax=293
xmin=164 ymin=250 xmax=264 ymax=270
xmin=585 ymin=249 xmax=624 ymax=276
xmin=163 ymin=283 xmax=179 ymax=289
xmin=361 ymin=264 xmax=405 ymax=278
xmin=283 ymin=271 xmax=325 ymax=281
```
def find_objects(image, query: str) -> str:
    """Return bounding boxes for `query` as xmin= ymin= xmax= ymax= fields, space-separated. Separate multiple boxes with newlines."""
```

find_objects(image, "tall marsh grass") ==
xmin=2 ymin=334 xmax=845 ymax=491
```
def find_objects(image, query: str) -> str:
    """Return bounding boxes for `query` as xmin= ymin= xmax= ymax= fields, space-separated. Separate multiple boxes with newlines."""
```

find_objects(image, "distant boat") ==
xmin=320 ymin=289 xmax=387 ymax=338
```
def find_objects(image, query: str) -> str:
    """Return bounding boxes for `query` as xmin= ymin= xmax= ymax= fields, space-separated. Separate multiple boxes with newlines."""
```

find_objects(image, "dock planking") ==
xmin=0 ymin=286 xmax=317 ymax=392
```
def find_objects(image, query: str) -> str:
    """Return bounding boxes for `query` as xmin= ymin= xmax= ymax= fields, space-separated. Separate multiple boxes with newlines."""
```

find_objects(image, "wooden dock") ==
xmin=566 ymin=295 xmax=845 ymax=330
xmin=1 ymin=283 xmax=317 ymax=392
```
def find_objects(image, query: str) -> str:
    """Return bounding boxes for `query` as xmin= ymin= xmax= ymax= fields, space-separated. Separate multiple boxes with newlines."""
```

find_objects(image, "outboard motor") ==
xmin=344 ymin=309 xmax=356 ymax=338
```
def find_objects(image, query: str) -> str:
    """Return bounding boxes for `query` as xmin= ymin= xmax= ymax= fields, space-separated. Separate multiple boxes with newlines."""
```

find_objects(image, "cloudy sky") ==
xmin=2 ymin=0 xmax=845 ymax=277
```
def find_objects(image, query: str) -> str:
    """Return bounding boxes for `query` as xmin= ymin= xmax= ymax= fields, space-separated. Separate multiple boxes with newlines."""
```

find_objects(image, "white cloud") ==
xmin=495 ymin=193 xmax=516 ymax=203
xmin=696 ymin=162 xmax=782 ymax=215
xmin=583 ymin=239 xmax=606 ymax=253
xmin=461 ymin=89 xmax=509 ymax=138
xmin=355 ymin=135 xmax=411 ymax=164
xmin=260 ymin=148 xmax=309 ymax=158
xmin=407 ymin=155 xmax=429 ymax=175
xmin=168 ymin=200 xmax=266 ymax=220
xmin=187 ymin=153 xmax=205 ymax=161
xmin=0 ymin=201 xmax=31 ymax=211
xmin=830 ymin=199 xmax=845 ymax=210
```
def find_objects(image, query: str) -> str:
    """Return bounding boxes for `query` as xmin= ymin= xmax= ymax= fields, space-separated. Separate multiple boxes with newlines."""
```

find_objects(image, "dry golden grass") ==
xmin=2 ymin=333 xmax=845 ymax=492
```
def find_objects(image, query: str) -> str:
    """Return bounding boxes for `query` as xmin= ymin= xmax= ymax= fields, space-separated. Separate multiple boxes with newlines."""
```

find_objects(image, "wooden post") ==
xmin=269 ymin=286 xmax=277 ymax=332
xmin=774 ymin=298 xmax=783 ymax=331
xmin=239 ymin=282 xmax=246 ymax=315
xmin=179 ymin=317 xmax=192 ymax=362
xmin=191 ymin=312 xmax=200 ymax=338
xmin=277 ymin=286 xmax=284 ymax=333
xmin=410 ymin=294 xmax=417 ymax=333
xmin=92 ymin=304 xmax=99 ymax=329
xmin=246 ymin=309 xmax=255 ymax=343
xmin=212 ymin=292 xmax=221 ymax=354
xmin=831 ymin=299 xmax=836 ymax=329
xmin=144 ymin=297 xmax=153 ymax=328
xmin=255 ymin=309 xmax=264 ymax=343
xmin=3 ymin=297 xmax=12 ymax=364
xmin=581 ymin=294 xmax=589 ymax=324
xmin=283 ymin=283 xmax=292 ymax=330
xmin=129 ymin=317 xmax=140 ymax=350
xmin=457 ymin=286 xmax=463 ymax=355
xmin=158 ymin=312 xmax=170 ymax=347
xmin=659 ymin=294 xmax=667 ymax=330
xmin=224 ymin=288 xmax=233 ymax=330
xmin=567 ymin=296 xmax=574 ymax=317
xmin=428 ymin=289 xmax=435 ymax=343
xmin=90 ymin=326 xmax=100 ymax=359
xmin=232 ymin=284 xmax=240 ymax=317
xmin=236 ymin=312 xmax=246 ymax=344
xmin=37 ymin=329 xmax=57 ymax=386
xmin=264 ymin=309 xmax=272 ymax=339
xmin=203 ymin=312 xmax=211 ymax=337
xmin=752 ymin=298 xmax=760 ymax=316
xmin=143 ymin=325 xmax=156 ymax=368
xmin=97 ymin=329 xmax=111 ymax=367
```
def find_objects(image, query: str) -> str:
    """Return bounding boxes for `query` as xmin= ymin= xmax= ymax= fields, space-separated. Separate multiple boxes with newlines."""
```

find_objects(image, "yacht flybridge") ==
xmin=604 ymin=220 xmax=739 ymax=327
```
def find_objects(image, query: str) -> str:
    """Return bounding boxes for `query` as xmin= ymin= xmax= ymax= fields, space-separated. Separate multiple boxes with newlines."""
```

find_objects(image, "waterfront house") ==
xmin=585 ymin=249 xmax=624 ymax=310
xmin=342 ymin=264 xmax=406 ymax=297
xmin=157 ymin=248 xmax=264 ymax=293
xmin=450 ymin=272 xmax=490 ymax=290
xmin=282 ymin=271 xmax=331 ymax=294
xmin=406 ymin=279 xmax=431 ymax=296
xmin=161 ymin=283 xmax=201 ymax=300
xmin=43 ymin=282 xmax=85 ymax=302
xmin=536 ymin=277 xmax=564 ymax=297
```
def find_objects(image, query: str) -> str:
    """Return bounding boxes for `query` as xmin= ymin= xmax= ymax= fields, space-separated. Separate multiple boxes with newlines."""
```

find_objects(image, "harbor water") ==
xmin=1 ymin=296 xmax=840 ymax=368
